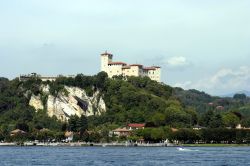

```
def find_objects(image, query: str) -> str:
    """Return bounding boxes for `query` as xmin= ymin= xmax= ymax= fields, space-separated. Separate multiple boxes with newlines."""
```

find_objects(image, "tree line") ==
xmin=0 ymin=72 xmax=250 ymax=143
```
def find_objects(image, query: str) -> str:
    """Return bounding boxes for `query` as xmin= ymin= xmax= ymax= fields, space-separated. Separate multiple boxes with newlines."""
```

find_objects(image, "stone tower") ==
xmin=100 ymin=51 xmax=113 ymax=72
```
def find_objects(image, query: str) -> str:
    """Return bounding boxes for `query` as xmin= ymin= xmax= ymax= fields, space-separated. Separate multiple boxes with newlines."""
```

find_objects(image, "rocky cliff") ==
xmin=29 ymin=86 xmax=106 ymax=121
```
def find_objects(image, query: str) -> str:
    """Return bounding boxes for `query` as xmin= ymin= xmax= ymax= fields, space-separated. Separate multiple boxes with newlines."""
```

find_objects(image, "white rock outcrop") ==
xmin=29 ymin=86 xmax=106 ymax=121
xmin=29 ymin=95 xmax=44 ymax=111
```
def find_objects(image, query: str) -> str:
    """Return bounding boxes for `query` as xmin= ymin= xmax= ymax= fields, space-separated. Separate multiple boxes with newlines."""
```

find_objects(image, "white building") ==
xmin=19 ymin=73 xmax=75 ymax=82
xmin=101 ymin=51 xmax=161 ymax=82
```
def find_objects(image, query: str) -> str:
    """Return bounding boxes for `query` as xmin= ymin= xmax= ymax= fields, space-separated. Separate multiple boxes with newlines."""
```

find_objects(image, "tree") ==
xmin=15 ymin=121 xmax=29 ymax=132
xmin=68 ymin=115 xmax=78 ymax=132
xmin=165 ymin=104 xmax=190 ymax=127
xmin=233 ymin=93 xmax=247 ymax=100
xmin=151 ymin=113 xmax=165 ymax=127
xmin=186 ymin=107 xmax=198 ymax=126
xmin=78 ymin=115 xmax=88 ymax=135
xmin=94 ymin=72 xmax=108 ymax=90
xmin=150 ymin=128 xmax=165 ymax=142
xmin=222 ymin=113 xmax=240 ymax=128
xmin=200 ymin=110 xmax=214 ymax=127
xmin=171 ymin=129 xmax=199 ymax=143
xmin=68 ymin=115 xmax=88 ymax=134
xmin=209 ymin=114 xmax=223 ymax=128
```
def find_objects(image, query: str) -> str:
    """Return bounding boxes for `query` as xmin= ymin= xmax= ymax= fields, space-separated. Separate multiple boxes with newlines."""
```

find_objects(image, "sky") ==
xmin=0 ymin=0 xmax=250 ymax=96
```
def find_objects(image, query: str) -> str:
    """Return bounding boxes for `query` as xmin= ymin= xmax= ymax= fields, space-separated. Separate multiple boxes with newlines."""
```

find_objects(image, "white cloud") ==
xmin=165 ymin=56 xmax=191 ymax=71
xmin=175 ymin=66 xmax=250 ymax=95
xmin=167 ymin=56 xmax=188 ymax=66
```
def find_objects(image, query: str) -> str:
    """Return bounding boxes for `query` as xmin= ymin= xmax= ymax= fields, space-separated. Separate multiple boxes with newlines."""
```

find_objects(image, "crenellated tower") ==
xmin=100 ymin=51 xmax=113 ymax=73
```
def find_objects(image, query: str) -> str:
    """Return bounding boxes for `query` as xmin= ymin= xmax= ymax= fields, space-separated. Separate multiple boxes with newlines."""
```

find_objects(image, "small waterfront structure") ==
xmin=101 ymin=51 xmax=161 ymax=82
xmin=65 ymin=131 xmax=74 ymax=142
xmin=113 ymin=128 xmax=131 ymax=137
xmin=193 ymin=125 xmax=206 ymax=130
xmin=40 ymin=128 xmax=50 ymax=132
xmin=235 ymin=124 xmax=250 ymax=130
xmin=236 ymin=124 xmax=242 ymax=129
xmin=171 ymin=128 xmax=179 ymax=132
xmin=10 ymin=129 xmax=26 ymax=136
xmin=127 ymin=123 xmax=145 ymax=130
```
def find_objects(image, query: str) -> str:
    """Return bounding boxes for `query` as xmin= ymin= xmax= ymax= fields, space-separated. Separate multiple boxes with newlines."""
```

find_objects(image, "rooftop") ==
xmin=143 ymin=67 xmax=157 ymax=70
xmin=113 ymin=128 xmax=131 ymax=132
xmin=10 ymin=129 xmax=26 ymax=135
xmin=101 ymin=51 xmax=113 ymax=56
xmin=108 ymin=62 xmax=127 ymax=65
xmin=127 ymin=123 xmax=145 ymax=128
xmin=130 ymin=64 xmax=143 ymax=67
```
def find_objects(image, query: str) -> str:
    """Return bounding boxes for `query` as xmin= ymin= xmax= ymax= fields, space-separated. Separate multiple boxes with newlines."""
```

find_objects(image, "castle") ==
xmin=101 ymin=51 xmax=161 ymax=82
xmin=20 ymin=52 xmax=161 ymax=82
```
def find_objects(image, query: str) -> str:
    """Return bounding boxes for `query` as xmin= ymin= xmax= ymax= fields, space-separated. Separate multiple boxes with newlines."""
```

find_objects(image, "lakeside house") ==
xmin=112 ymin=123 xmax=146 ymax=137
xmin=10 ymin=129 xmax=26 ymax=136
xmin=127 ymin=123 xmax=145 ymax=130
xmin=236 ymin=124 xmax=250 ymax=130
xmin=171 ymin=128 xmax=179 ymax=132
xmin=65 ymin=131 xmax=74 ymax=142
xmin=113 ymin=128 xmax=131 ymax=137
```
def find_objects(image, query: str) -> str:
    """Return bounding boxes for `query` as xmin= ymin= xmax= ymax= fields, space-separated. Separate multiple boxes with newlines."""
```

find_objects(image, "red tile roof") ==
xmin=130 ymin=64 xmax=143 ymax=67
xmin=216 ymin=106 xmax=224 ymax=110
xmin=143 ymin=67 xmax=156 ymax=70
xmin=128 ymin=123 xmax=145 ymax=128
xmin=152 ymin=66 xmax=161 ymax=68
xmin=108 ymin=62 xmax=127 ymax=65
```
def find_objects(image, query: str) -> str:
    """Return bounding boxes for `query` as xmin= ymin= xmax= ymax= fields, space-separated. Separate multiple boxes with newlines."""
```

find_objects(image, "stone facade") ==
xmin=101 ymin=51 xmax=161 ymax=82
xmin=19 ymin=73 xmax=75 ymax=82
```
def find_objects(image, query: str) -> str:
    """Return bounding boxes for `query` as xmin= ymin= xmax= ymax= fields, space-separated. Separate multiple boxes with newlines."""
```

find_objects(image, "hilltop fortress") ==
xmin=101 ymin=51 xmax=161 ymax=82
xmin=20 ymin=52 xmax=161 ymax=82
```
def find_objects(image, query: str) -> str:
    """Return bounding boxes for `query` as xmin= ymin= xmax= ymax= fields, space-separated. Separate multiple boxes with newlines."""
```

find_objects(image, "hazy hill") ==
xmin=221 ymin=90 xmax=250 ymax=97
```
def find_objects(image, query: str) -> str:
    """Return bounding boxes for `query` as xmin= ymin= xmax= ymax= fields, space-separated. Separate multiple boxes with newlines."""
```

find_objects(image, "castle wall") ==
xmin=107 ymin=64 xmax=123 ymax=78
xmin=101 ymin=52 xmax=161 ymax=82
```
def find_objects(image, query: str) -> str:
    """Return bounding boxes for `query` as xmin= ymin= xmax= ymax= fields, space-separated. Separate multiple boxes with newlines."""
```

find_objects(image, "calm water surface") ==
xmin=0 ymin=146 xmax=249 ymax=166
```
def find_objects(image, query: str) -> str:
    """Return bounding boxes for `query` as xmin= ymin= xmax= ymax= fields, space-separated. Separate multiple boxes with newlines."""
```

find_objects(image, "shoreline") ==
xmin=1 ymin=142 xmax=250 ymax=147
xmin=182 ymin=143 xmax=250 ymax=147
xmin=0 ymin=142 xmax=171 ymax=147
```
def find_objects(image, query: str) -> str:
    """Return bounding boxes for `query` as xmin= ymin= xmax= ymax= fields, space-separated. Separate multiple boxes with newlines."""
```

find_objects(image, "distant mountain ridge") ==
xmin=221 ymin=90 xmax=250 ymax=97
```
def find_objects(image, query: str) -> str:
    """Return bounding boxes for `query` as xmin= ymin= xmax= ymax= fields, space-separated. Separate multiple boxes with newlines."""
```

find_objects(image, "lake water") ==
xmin=0 ymin=146 xmax=249 ymax=166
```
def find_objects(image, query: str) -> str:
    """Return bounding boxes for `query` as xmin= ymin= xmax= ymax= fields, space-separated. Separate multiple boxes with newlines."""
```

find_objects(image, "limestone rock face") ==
xmin=29 ymin=86 xmax=106 ymax=121
xmin=29 ymin=95 xmax=44 ymax=111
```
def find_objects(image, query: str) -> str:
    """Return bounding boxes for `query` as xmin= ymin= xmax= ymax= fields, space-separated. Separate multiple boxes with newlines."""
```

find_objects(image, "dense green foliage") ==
xmin=0 ymin=78 xmax=64 ymax=142
xmin=0 ymin=73 xmax=250 ymax=143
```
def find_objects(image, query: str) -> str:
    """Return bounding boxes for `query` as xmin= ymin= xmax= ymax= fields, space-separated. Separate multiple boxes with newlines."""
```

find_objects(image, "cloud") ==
xmin=174 ymin=66 xmax=250 ymax=95
xmin=165 ymin=56 xmax=191 ymax=70
xmin=167 ymin=56 xmax=187 ymax=66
